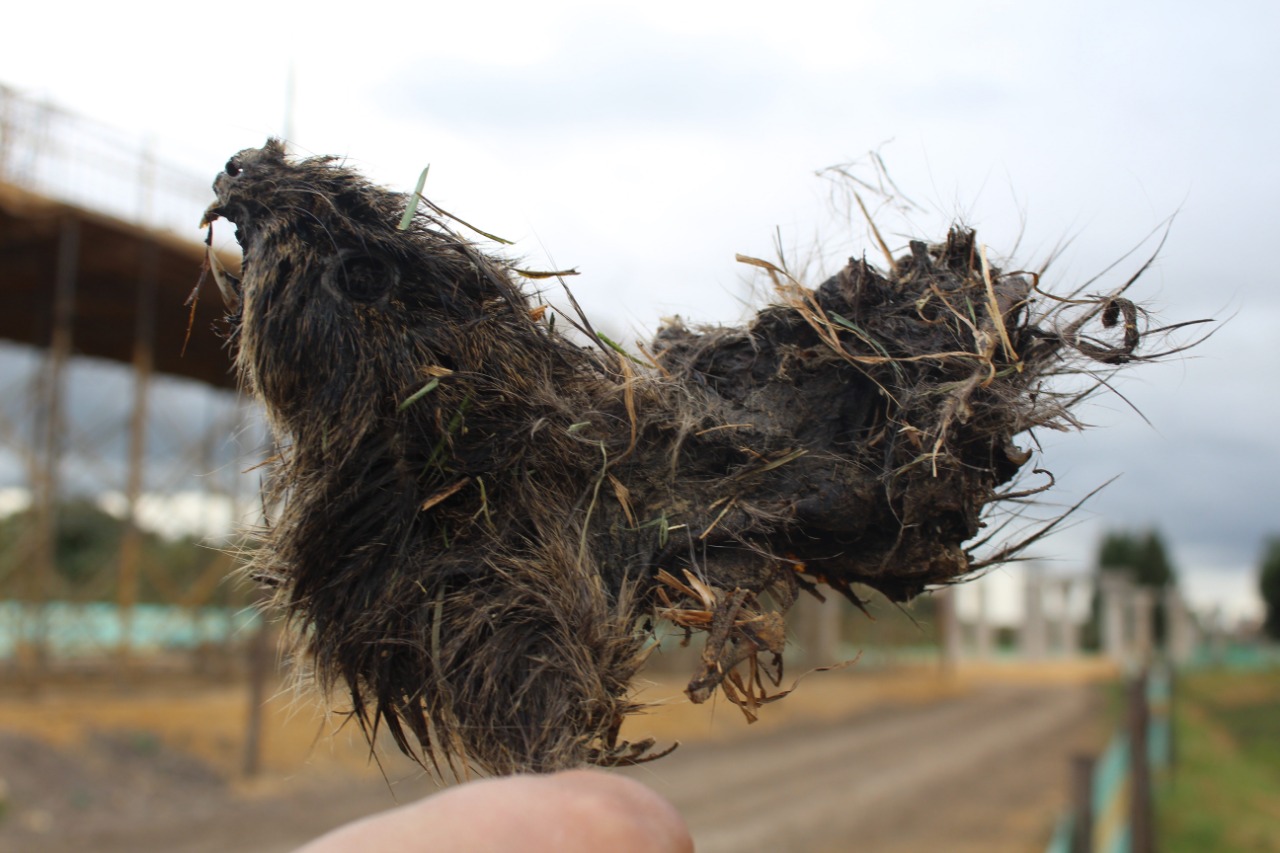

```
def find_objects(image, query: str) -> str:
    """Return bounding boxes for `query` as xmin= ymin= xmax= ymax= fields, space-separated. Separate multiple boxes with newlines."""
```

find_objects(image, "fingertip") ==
xmin=548 ymin=770 xmax=693 ymax=853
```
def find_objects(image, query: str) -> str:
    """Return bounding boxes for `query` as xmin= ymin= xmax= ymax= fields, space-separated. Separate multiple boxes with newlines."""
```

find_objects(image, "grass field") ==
xmin=1159 ymin=667 xmax=1280 ymax=852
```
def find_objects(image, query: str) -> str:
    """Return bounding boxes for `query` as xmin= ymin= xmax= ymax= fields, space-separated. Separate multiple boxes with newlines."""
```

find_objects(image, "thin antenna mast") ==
xmin=282 ymin=63 xmax=297 ymax=155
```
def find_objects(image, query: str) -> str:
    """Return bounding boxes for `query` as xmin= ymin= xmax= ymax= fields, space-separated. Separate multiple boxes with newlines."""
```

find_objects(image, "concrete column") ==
xmin=974 ymin=579 xmax=995 ymax=660
xmin=1163 ymin=587 xmax=1193 ymax=665
xmin=1206 ymin=605 xmax=1227 ymax=664
xmin=796 ymin=593 xmax=841 ymax=668
xmin=1099 ymin=571 xmax=1131 ymax=665
xmin=1132 ymin=587 xmax=1156 ymax=667
xmin=936 ymin=586 xmax=961 ymax=674
xmin=1057 ymin=578 xmax=1081 ymax=658
xmin=1021 ymin=564 xmax=1048 ymax=661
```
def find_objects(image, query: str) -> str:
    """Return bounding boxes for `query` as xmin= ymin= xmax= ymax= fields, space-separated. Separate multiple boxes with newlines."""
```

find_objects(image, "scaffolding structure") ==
xmin=0 ymin=83 xmax=210 ymax=237
xmin=0 ymin=84 xmax=266 ymax=678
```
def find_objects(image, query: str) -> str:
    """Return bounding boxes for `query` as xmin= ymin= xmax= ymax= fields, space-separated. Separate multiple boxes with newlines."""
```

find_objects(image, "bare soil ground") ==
xmin=623 ymin=682 xmax=1104 ymax=853
xmin=0 ymin=661 xmax=1111 ymax=852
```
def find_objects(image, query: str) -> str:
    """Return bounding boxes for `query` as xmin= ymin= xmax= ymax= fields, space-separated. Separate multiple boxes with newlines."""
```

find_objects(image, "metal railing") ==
xmin=0 ymin=83 xmax=211 ymax=238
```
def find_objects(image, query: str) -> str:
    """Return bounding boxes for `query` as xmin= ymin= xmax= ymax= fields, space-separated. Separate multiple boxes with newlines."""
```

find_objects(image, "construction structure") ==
xmin=0 ymin=84 xmax=263 ymax=676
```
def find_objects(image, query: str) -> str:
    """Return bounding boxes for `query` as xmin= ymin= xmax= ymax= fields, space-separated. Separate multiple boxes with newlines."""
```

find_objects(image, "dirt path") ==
xmin=622 ymin=682 xmax=1102 ymax=853
xmin=1 ymin=679 xmax=1102 ymax=852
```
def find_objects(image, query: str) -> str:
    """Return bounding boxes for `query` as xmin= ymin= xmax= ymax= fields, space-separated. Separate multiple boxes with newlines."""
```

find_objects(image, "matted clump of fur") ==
xmin=200 ymin=140 xmax=1199 ymax=776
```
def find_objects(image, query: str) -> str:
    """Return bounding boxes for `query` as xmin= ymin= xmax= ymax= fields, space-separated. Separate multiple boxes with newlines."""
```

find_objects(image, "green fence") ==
xmin=1046 ymin=666 xmax=1171 ymax=853
xmin=0 ymin=600 xmax=259 ymax=660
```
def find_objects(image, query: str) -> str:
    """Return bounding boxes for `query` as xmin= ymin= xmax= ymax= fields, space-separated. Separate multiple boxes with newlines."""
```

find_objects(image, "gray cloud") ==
xmin=384 ymin=15 xmax=794 ymax=134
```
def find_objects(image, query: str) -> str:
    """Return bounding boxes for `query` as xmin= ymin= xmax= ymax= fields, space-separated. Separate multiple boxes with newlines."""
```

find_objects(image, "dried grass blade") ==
xmin=852 ymin=190 xmax=894 ymax=267
xmin=416 ymin=193 xmax=513 ymax=244
xmin=421 ymin=477 xmax=471 ymax=512
xmin=699 ymin=497 xmax=738 ymax=540
xmin=515 ymin=267 xmax=580 ymax=279
xmin=607 ymin=474 xmax=637 ymax=527
xmin=979 ymin=244 xmax=1019 ymax=364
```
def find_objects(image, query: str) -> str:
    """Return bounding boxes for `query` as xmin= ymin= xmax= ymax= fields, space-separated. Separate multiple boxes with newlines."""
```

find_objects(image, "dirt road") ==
xmin=624 ymin=682 xmax=1102 ymax=853
xmin=1 ymin=680 xmax=1101 ymax=852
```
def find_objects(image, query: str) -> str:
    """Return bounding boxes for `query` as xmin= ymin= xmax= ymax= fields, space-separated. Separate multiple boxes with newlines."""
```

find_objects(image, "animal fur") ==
xmin=201 ymin=140 xmax=1186 ymax=775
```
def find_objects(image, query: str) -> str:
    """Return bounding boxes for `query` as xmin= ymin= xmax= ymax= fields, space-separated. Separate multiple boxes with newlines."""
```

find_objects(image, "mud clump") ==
xmin=200 ymin=140 xmax=1193 ymax=776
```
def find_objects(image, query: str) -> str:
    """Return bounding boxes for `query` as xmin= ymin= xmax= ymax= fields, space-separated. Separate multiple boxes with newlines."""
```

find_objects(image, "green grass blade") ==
xmin=398 ymin=165 xmax=431 ymax=231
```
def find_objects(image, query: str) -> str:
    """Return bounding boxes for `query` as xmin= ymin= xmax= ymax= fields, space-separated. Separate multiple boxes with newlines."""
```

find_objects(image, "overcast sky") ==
xmin=4 ymin=0 xmax=1276 ymax=620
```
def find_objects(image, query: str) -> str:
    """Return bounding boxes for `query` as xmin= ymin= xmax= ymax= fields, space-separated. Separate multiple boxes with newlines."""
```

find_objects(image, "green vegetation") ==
xmin=0 ymin=500 xmax=238 ymax=605
xmin=1099 ymin=529 xmax=1176 ymax=589
xmin=1159 ymin=669 xmax=1280 ymax=852
xmin=1083 ymin=529 xmax=1178 ymax=648
xmin=1260 ymin=538 xmax=1280 ymax=641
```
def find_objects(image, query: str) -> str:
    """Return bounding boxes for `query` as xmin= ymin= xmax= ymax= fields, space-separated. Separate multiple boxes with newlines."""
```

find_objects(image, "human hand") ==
xmin=295 ymin=769 xmax=692 ymax=853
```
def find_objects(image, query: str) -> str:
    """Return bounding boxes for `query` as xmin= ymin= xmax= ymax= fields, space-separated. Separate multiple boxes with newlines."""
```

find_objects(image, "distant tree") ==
xmin=1261 ymin=538 xmax=1280 ymax=641
xmin=1092 ymin=528 xmax=1177 ymax=645
xmin=0 ymin=499 xmax=234 ymax=604
xmin=0 ymin=499 xmax=124 ymax=589
xmin=54 ymin=499 xmax=125 ymax=586
xmin=1099 ymin=529 xmax=1176 ymax=589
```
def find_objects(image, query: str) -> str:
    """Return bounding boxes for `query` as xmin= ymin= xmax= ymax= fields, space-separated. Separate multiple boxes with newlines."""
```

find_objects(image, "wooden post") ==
xmin=241 ymin=596 xmax=272 ymax=778
xmin=1070 ymin=752 xmax=1095 ymax=853
xmin=1168 ymin=666 xmax=1178 ymax=775
xmin=117 ymin=239 xmax=158 ymax=667
xmin=24 ymin=216 xmax=79 ymax=670
xmin=1128 ymin=672 xmax=1154 ymax=853
xmin=242 ymin=430 xmax=277 ymax=777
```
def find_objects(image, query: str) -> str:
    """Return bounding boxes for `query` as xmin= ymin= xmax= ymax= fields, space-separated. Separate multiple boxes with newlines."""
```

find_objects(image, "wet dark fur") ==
xmin=205 ymin=140 xmax=1173 ymax=774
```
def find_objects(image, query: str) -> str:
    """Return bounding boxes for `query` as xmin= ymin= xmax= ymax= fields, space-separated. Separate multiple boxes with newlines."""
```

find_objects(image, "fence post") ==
xmin=241 ymin=603 xmax=272 ymax=778
xmin=1128 ymin=671 xmax=1154 ymax=853
xmin=1070 ymin=753 xmax=1095 ymax=853
xmin=1168 ymin=666 xmax=1178 ymax=775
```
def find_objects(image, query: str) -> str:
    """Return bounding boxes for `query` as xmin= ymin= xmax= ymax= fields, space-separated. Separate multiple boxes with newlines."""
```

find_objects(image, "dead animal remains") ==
xmin=200 ymin=140 xmax=1200 ymax=776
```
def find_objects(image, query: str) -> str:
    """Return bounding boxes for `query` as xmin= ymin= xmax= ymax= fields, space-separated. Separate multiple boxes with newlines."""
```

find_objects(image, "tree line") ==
xmin=0 ymin=499 xmax=239 ymax=606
